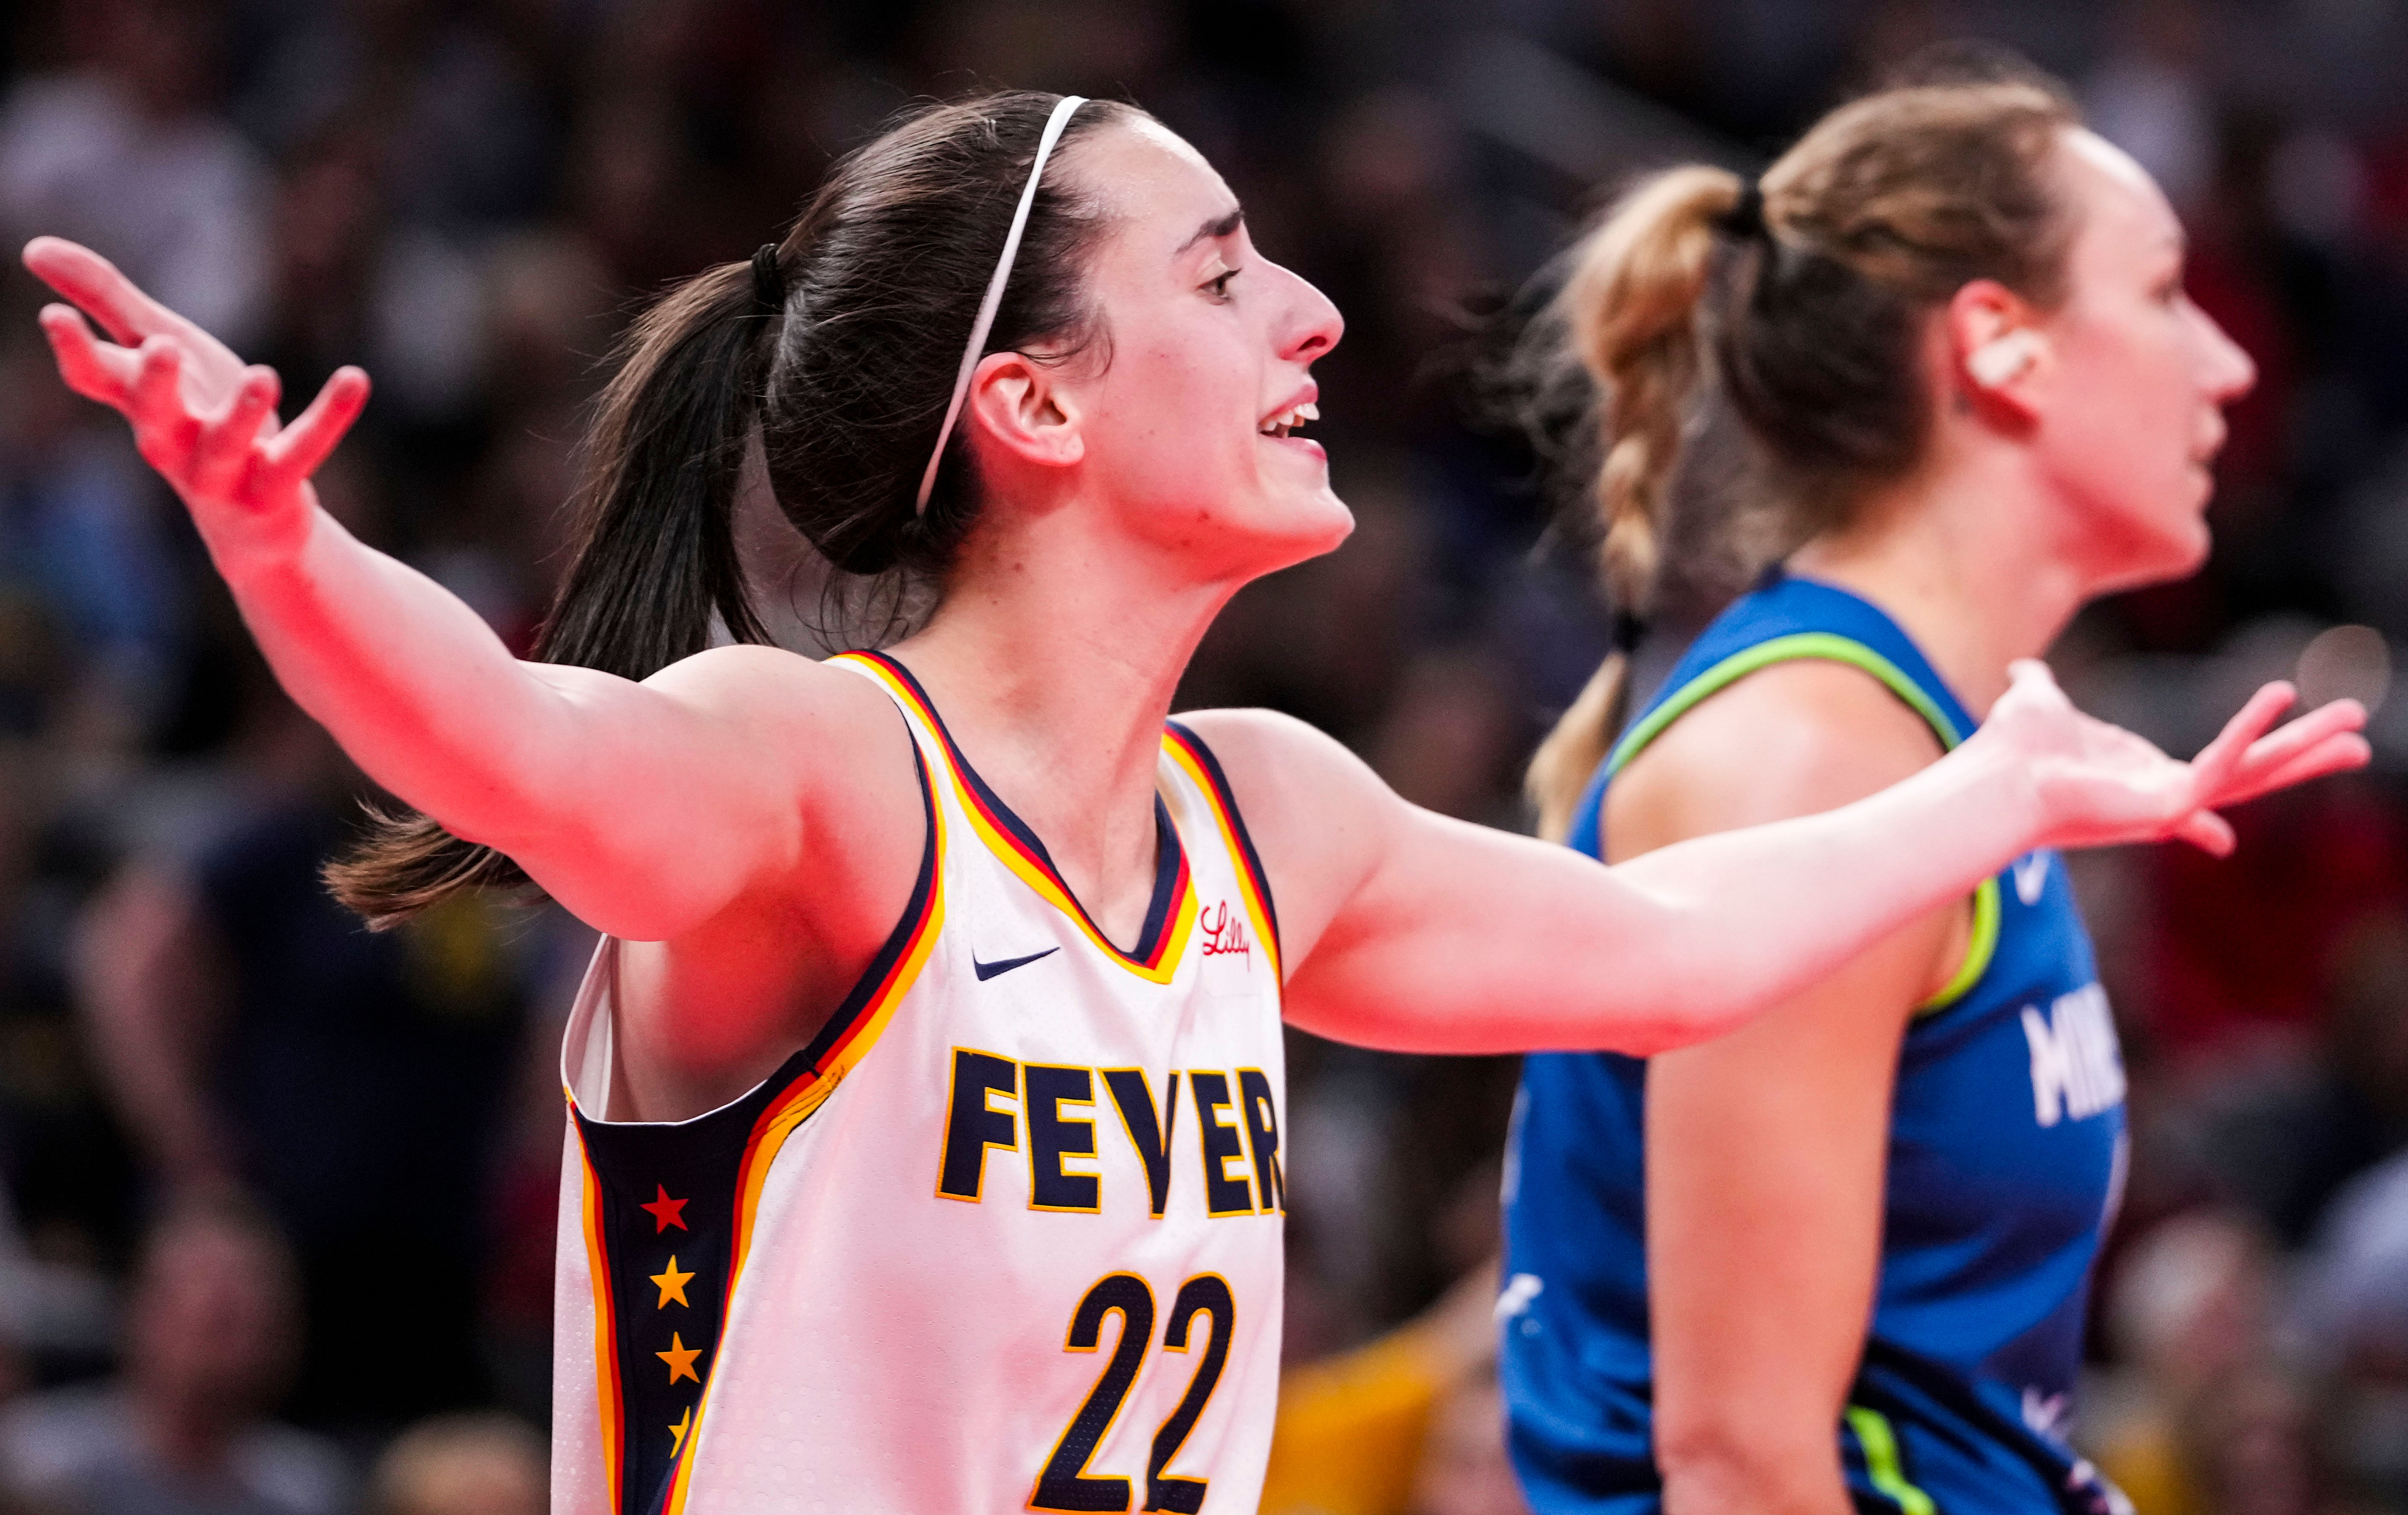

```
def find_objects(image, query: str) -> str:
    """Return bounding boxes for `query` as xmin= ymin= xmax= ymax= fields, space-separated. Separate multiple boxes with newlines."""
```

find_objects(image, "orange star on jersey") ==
xmin=668 ymin=1404 xmax=694 ymax=1455
xmin=651 ymin=1256 xmax=694 ymax=1309
xmin=639 ymin=1185 xmax=689 ymax=1233
xmin=657 ymin=1332 xmax=702 ymax=1385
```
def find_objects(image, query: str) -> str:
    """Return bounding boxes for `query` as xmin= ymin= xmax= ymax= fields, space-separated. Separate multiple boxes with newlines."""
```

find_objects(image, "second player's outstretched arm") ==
xmin=24 ymin=237 xmax=882 ymax=940
xmin=1198 ymin=664 xmax=2369 ymax=1055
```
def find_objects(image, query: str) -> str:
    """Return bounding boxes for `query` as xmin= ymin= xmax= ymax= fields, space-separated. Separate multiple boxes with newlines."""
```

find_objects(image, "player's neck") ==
xmin=889 ymin=512 xmax=1234 ymax=940
xmin=1788 ymin=447 xmax=2090 ymax=718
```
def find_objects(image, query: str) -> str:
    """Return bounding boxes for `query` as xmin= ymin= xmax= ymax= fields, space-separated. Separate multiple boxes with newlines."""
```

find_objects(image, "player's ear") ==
xmin=967 ymin=351 xmax=1084 ymax=470
xmin=1946 ymin=279 xmax=2050 ymax=418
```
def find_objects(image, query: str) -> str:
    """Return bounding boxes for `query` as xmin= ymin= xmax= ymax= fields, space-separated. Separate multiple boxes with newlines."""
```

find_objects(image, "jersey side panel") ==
xmin=553 ymin=1117 xmax=613 ymax=1515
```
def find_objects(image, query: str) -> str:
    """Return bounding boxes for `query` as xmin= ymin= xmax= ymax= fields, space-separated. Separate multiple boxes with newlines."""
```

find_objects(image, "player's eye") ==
xmin=1204 ymin=269 xmax=1241 ymax=302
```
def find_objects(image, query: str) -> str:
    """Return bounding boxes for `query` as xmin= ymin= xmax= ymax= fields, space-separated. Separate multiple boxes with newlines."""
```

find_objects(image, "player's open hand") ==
xmin=1983 ymin=659 xmax=2370 ymax=857
xmin=23 ymin=236 xmax=368 ymax=565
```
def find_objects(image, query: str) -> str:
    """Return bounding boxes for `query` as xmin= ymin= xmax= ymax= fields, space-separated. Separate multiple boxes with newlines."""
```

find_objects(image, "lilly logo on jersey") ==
xmin=935 ymin=1050 xmax=1284 ymax=1219
xmin=1200 ymin=900 xmax=1253 ymax=961
xmin=2022 ymin=982 xmax=2125 ymax=1127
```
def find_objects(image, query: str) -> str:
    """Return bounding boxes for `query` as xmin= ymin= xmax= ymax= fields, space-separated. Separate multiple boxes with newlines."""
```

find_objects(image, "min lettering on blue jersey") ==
xmin=2022 ymin=984 xmax=2126 ymax=1127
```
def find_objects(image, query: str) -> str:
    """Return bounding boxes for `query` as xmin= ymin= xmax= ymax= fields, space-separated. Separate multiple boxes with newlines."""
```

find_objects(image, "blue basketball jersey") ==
xmin=1500 ymin=571 xmax=2130 ymax=1515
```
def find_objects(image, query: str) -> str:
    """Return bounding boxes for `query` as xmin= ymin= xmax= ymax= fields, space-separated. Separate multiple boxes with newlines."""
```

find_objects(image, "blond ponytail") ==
xmin=1527 ymin=166 xmax=1749 ymax=841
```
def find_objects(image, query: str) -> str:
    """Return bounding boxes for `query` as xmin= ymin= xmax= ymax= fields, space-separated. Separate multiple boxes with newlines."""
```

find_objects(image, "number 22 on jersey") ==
xmin=1036 ymin=1273 xmax=1234 ymax=1514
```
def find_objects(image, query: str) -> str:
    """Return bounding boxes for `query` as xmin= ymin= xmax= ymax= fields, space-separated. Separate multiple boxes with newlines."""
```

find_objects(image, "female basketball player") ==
xmin=27 ymin=92 xmax=2358 ymax=1515
xmin=1503 ymin=73 xmax=2279 ymax=1515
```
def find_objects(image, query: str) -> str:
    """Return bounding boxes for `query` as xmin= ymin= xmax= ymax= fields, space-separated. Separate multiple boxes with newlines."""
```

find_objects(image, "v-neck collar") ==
xmin=853 ymin=652 xmax=1194 ymax=976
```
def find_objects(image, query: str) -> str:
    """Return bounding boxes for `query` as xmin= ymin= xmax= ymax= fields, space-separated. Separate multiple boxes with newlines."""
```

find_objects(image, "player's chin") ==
xmin=2164 ymin=479 xmax=2216 ymax=571
xmin=2122 ymin=515 xmax=2213 ymax=592
xmin=1219 ymin=487 xmax=1351 ymax=577
xmin=1275 ymin=483 xmax=1354 ymax=552
xmin=2079 ymin=498 xmax=2210 ymax=598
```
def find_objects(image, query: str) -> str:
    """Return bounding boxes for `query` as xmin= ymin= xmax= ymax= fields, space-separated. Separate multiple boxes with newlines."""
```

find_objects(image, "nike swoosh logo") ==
xmin=973 ymin=947 xmax=1059 ymax=982
xmin=2014 ymin=853 xmax=2050 ymax=906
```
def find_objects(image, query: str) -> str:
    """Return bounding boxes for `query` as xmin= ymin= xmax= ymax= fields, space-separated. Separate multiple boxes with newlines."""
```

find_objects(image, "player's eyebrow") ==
xmin=1175 ymin=207 xmax=1245 ymax=258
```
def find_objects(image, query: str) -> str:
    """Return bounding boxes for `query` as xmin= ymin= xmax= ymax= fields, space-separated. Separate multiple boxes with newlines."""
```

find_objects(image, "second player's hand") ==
xmin=1982 ymin=659 xmax=2370 ymax=857
xmin=24 ymin=236 xmax=369 ymax=567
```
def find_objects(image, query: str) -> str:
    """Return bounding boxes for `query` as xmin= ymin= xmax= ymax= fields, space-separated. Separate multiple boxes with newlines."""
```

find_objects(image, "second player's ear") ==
xmin=966 ymin=351 xmax=1085 ymax=470
xmin=1969 ymin=330 xmax=2045 ymax=388
xmin=1947 ymin=280 xmax=2050 ymax=413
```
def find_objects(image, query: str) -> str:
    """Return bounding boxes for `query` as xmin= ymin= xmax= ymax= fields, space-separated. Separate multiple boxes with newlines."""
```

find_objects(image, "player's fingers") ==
xmin=23 ymin=237 xmax=179 ymax=347
xmin=206 ymin=363 xmax=281 ymax=436
xmin=127 ymin=337 xmax=197 ymax=470
xmin=2198 ymin=680 xmax=2298 ymax=768
xmin=36 ymin=304 xmax=136 ymax=408
xmin=240 ymin=363 xmax=281 ymax=438
xmin=2195 ymin=698 xmax=2369 ymax=811
xmin=2187 ymin=681 xmax=2297 ymax=804
xmin=2271 ymin=731 xmax=2373 ymax=789
xmin=2218 ymin=731 xmax=2373 ymax=809
xmin=189 ymin=367 xmax=281 ymax=498
xmin=129 ymin=335 xmax=186 ymax=409
xmin=259 ymin=366 xmax=370 ymax=492
xmin=2172 ymin=808 xmax=2236 ymax=857
xmin=2002 ymin=658 xmax=2068 ymax=708
xmin=2259 ymin=694 xmax=2366 ymax=750
xmin=2221 ymin=697 xmax=2366 ymax=788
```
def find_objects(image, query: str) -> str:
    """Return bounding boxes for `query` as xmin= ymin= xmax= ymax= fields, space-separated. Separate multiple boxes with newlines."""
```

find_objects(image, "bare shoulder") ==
xmin=620 ymin=643 xmax=922 ymax=856
xmin=1177 ymin=706 xmax=1370 ymax=781
xmin=1611 ymin=657 xmax=1950 ymax=848
xmin=1172 ymin=707 xmax=1396 ymax=944
xmin=642 ymin=643 xmax=897 ymax=728
xmin=1174 ymin=707 xmax=1388 ymax=830
xmin=630 ymin=643 xmax=908 ymax=767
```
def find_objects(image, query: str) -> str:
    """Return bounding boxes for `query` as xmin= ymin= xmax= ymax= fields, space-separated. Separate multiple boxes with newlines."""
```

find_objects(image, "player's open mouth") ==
xmin=1258 ymin=401 xmax=1319 ymax=440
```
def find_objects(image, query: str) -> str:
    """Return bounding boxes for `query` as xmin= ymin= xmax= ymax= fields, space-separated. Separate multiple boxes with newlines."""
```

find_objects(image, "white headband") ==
xmin=914 ymin=94 xmax=1089 ymax=515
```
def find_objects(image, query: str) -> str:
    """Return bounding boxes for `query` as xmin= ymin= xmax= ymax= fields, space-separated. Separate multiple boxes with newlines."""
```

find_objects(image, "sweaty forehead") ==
xmin=1065 ymin=118 xmax=1237 ymax=253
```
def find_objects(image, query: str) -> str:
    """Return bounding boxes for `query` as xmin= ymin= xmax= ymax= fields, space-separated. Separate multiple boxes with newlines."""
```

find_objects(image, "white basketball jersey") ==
xmin=551 ymin=651 xmax=1290 ymax=1515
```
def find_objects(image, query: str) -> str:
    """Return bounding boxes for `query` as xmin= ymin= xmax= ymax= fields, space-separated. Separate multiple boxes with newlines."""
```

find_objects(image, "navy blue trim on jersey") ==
xmin=787 ymin=740 xmax=940 ymax=1071
xmin=1163 ymin=718 xmax=1282 ymax=959
xmin=577 ymin=1111 xmax=743 ymax=1515
xmin=852 ymin=650 xmax=1187 ymax=965
xmin=574 ymin=743 xmax=938 ymax=1515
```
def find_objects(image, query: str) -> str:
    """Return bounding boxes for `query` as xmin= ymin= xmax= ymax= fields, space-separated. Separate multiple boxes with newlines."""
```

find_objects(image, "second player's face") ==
xmin=2027 ymin=129 xmax=2257 ymax=593
xmin=1040 ymin=120 xmax=1355 ymax=580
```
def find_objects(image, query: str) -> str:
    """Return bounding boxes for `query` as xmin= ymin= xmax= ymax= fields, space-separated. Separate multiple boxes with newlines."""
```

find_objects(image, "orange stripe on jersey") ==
xmin=657 ymin=758 xmax=948 ymax=1515
xmin=1163 ymin=723 xmax=1283 ymax=984
xmin=573 ymin=1121 xmax=626 ymax=1515
xmin=730 ymin=810 xmax=946 ymax=1282
xmin=833 ymin=651 xmax=1201 ymax=983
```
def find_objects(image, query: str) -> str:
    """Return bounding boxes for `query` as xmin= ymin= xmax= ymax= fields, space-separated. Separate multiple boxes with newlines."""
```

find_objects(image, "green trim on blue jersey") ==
xmin=1926 ymin=876 xmax=2002 ymax=1010
xmin=1846 ymin=1406 xmax=1941 ymax=1515
xmin=1602 ymin=632 xmax=1964 ymax=776
xmin=1600 ymin=630 xmax=1999 ymax=1014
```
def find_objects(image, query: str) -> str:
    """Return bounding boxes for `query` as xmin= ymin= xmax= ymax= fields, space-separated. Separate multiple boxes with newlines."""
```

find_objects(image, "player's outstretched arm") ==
xmin=23 ymin=237 xmax=900 ymax=941
xmin=1191 ymin=663 xmax=2369 ymax=1055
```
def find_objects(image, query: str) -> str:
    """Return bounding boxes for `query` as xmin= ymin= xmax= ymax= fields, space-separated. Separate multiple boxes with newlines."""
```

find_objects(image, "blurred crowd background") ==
xmin=3 ymin=1 xmax=2408 ymax=1513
